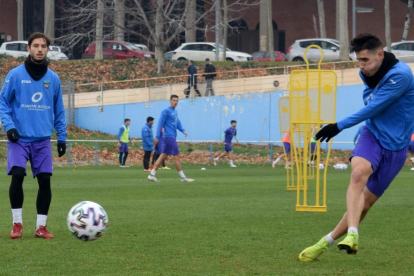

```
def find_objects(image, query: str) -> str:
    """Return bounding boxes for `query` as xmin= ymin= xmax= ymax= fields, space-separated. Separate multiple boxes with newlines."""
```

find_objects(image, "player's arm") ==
xmin=141 ymin=127 xmax=150 ymax=147
xmin=117 ymin=127 xmax=124 ymax=142
xmin=234 ymin=130 xmax=239 ymax=143
xmin=54 ymin=78 xmax=68 ymax=157
xmin=353 ymin=125 xmax=362 ymax=145
xmin=156 ymin=110 xmax=167 ymax=139
xmin=0 ymin=72 xmax=17 ymax=133
xmin=177 ymin=118 xmax=187 ymax=136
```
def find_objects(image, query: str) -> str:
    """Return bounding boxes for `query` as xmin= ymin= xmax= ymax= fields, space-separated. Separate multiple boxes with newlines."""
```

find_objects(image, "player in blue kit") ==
xmin=299 ymin=34 xmax=414 ymax=261
xmin=148 ymin=95 xmax=194 ymax=183
xmin=213 ymin=120 xmax=239 ymax=167
xmin=0 ymin=32 xmax=67 ymax=239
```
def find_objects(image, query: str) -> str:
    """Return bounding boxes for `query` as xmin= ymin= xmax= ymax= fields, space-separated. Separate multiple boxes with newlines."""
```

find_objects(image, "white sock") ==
xmin=12 ymin=208 xmax=22 ymax=224
xmin=178 ymin=171 xmax=186 ymax=178
xmin=36 ymin=215 xmax=47 ymax=229
xmin=348 ymin=227 xmax=358 ymax=235
xmin=151 ymin=169 xmax=156 ymax=176
xmin=215 ymin=157 xmax=220 ymax=161
xmin=230 ymin=160 xmax=234 ymax=165
xmin=276 ymin=157 xmax=281 ymax=162
xmin=324 ymin=232 xmax=336 ymax=245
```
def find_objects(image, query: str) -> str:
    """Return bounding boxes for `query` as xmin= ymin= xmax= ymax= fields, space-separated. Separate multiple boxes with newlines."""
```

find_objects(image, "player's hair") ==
xmin=205 ymin=58 xmax=210 ymax=62
xmin=28 ymin=32 xmax=51 ymax=47
xmin=170 ymin=94 xmax=179 ymax=100
xmin=124 ymin=118 xmax=130 ymax=123
xmin=231 ymin=120 xmax=237 ymax=124
xmin=350 ymin=34 xmax=382 ymax=53
xmin=147 ymin=116 xmax=154 ymax=123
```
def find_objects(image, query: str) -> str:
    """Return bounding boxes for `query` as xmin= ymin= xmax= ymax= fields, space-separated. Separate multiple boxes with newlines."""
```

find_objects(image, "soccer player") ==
xmin=151 ymin=127 xmax=170 ymax=170
xmin=148 ymin=95 xmax=194 ymax=182
xmin=117 ymin=118 xmax=133 ymax=168
xmin=299 ymin=34 xmax=414 ymax=262
xmin=213 ymin=120 xmax=239 ymax=167
xmin=353 ymin=124 xmax=364 ymax=145
xmin=142 ymin=117 xmax=154 ymax=172
xmin=272 ymin=132 xmax=291 ymax=169
xmin=409 ymin=133 xmax=414 ymax=164
xmin=0 ymin=32 xmax=67 ymax=239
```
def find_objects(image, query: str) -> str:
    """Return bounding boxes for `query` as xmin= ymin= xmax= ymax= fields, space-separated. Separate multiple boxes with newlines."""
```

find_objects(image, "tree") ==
xmin=114 ymin=0 xmax=125 ymax=41
xmin=17 ymin=0 xmax=23 ymax=40
xmin=95 ymin=0 xmax=104 ymax=59
xmin=185 ymin=0 xmax=196 ymax=42
xmin=222 ymin=0 xmax=228 ymax=61
xmin=317 ymin=0 xmax=326 ymax=38
xmin=44 ymin=0 xmax=55 ymax=42
xmin=338 ymin=0 xmax=349 ymax=60
xmin=267 ymin=0 xmax=274 ymax=61
xmin=385 ymin=0 xmax=392 ymax=51
xmin=402 ymin=0 xmax=413 ymax=41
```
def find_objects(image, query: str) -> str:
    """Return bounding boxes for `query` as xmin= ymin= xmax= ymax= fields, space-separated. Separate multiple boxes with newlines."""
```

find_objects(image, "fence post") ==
xmin=269 ymin=143 xmax=273 ymax=163
xmin=95 ymin=142 xmax=99 ymax=166
xmin=67 ymin=141 xmax=72 ymax=167
xmin=210 ymin=142 xmax=213 ymax=164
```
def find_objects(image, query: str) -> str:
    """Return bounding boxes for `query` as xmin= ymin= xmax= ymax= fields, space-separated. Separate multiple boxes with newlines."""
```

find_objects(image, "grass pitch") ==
xmin=0 ymin=164 xmax=413 ymax=275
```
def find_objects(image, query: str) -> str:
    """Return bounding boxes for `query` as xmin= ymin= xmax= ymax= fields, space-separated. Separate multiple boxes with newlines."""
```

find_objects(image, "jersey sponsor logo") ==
xmin=5 ymin=79 xmax=10 ymax=83
xmin=44 ymin=79 xmax=50 ymax=89
xmin=390 ymin=79 xmax=396 ymax=84
xmin=22 ymin=80 xmax=31 ymax=84
xmin=31 ymin=92 xmax=43 ymax=103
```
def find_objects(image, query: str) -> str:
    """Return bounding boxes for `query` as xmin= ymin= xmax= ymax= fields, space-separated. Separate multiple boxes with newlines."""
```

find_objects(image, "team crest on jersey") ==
xmin=44 ymin=80 xmax=50 ymax=89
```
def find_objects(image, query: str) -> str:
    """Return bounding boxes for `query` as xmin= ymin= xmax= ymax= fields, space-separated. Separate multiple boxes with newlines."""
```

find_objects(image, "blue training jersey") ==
xmin=337 ymin=61 xmax=414 ymax=151
xmin=156 ymin=106 xmax=185 ymax=139
xmin=0 ymin=64 xmax=67 ymax=142
xmin=224 ymin=127 xmax=237 ymax=144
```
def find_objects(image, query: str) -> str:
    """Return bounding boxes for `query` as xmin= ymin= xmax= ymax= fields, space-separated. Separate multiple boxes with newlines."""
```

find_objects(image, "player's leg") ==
xmin=213 ymin=151 xmax=227 ymax=166
xmin=172 ymin=154 xmax=194 ymax=182
xmin=123 ymin=144 xmax=129 ymax=167
xmin=228 ymin=151 xmax=236 ymax=167
xmin=143 ymin=151 xmax=151 ymax=171
xmin=272 ymin=153 xmax=285 ymax=168
xmin=194 ymin=84 xmax=202 ymax=97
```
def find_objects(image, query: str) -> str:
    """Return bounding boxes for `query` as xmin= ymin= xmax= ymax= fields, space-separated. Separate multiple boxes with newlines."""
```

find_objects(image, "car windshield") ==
xmin=124 ymin=42 xmax=140 ymax=50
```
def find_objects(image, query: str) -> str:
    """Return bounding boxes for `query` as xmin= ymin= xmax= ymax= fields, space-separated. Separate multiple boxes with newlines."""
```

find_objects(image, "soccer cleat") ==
xmin=162 ymin=166 xmax=171 ymax=170
xmin=299 ymin=236 xmax=330 ymax=262
xmin=338 ymin=231 xmax=359 ymax=254
xmin=410 ymin=157 xmax=414 ymax=164
xmin=150 ymin=164 xmax=154 ymax=168
xmin=148 ymin=174 xmax=160 ymax=182
xmin=181 ymin=177 xmax=194 ymax=183
xmin=34 ymin=225 xmax=54 ymax=239
xmin=144 ymin=169 xmax=152 ymax=172
xmin=230 ymin=164 xmax=237 ymax=168
xmin=213 ymin=158 xmax=218 ymax=166
xmin=10 ymin=223 xmax=23 ymax=239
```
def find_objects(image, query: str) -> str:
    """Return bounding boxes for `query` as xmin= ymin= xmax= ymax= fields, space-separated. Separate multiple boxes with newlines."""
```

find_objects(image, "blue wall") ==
xmin=75 ymin=84 xmax=365 ymax=150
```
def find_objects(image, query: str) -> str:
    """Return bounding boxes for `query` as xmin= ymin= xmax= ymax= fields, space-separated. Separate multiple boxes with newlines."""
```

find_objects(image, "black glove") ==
xmin=57 ymin=143 xmax=66 ymax=157
xmin=7 ymin=128 xmax=20 ymax=142
xmin=315 ymin=123 xmax=340 ymax=142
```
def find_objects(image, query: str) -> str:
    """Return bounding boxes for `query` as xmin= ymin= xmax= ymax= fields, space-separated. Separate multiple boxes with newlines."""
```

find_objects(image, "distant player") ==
xmin=309 ymin=126 xmax=317 ymax=166
xmin=409 ymin=133 xmax=414 ymax=164
xmin=117 ymin=118 xmax=133 ymax=168
xmin=142 ymin=117 xmax=154 ymax=172
xmin=213 ymin=120 xmax=239 ymax=167
xmin=151 ymin=127 xmax=170 ymax=170
xmin=0 ymin=32 xmax=67 ymax=239
xmin=272 ymin=131 xmax=291 ymax=169
xmin=148 ymin=95 xmax=194 ymax=183
xmin=299 ymin=34 xmax=414 ymax=261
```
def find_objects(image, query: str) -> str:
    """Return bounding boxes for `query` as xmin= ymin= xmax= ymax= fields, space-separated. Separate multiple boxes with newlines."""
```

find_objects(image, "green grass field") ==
xmin=0 ymin=164 xmax=413 ymax=275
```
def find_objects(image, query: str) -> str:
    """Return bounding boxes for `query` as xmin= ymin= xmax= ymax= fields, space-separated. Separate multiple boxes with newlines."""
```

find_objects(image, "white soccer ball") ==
xmin=67 ymin=201 xmax=109 ymax=241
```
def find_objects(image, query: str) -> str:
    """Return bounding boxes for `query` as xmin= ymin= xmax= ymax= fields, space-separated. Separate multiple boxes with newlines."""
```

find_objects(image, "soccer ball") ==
xmin=67 ymin=201 xmax=109 ymax=241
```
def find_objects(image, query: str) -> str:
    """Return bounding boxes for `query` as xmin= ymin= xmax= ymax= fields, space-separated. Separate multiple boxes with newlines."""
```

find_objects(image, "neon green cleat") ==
xmin=299 ymin=237 xmax=330 ymax=262
xmin=338 ymin=231 xmax=359 ymax=254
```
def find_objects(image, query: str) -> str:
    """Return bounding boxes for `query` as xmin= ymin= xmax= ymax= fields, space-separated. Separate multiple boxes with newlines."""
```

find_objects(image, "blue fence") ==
xmin=75 ymin=84 xmax=365 ymax=150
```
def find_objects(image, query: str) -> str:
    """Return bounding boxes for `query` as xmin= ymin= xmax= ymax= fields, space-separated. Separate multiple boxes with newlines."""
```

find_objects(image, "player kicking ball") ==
xmin=0 ymin=32 xmax=67 ymax=239
xmin=213 ymin=120 xmax=238 ymax=167
xmin=299 ymin=34 xmax=414 ymax=262
xmin=148 ymin=95 xmax=194 ymax=183
xmin=298 ymin=34 xmax=414 ymax=261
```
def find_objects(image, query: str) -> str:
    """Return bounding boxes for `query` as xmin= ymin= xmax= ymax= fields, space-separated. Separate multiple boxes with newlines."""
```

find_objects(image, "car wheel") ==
xmin=292 ymin=57 xmax=304 ymax=62
xmin=226 ymin=58 xmax=234 ymax=62
xmin=178 ymin=57 xmax=187 ymax=61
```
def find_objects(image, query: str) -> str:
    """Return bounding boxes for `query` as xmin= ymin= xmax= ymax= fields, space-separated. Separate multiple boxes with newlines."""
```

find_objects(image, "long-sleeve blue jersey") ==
xmin=156 ymin=107 xmax=185 ymax=139
xmin=0 ymin=64 xmax=67 ymax=142
xmin=337 ymin=61 xmax=414 ymax=150
xmin=141 ymin=123 xmax=154 ymax=151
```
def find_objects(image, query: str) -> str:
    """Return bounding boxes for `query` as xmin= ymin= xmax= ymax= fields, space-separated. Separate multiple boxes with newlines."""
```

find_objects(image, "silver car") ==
xmin=385 ymin=41 xmax=414 ymax=63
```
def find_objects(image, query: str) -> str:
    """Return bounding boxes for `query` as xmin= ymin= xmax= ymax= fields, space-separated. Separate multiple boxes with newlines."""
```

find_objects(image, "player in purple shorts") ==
xmin=213 ymin=120 xmax=239 ymax=167
xmin=148 ymin=95 xmax=194 ymax=183
xmin=0 ymin=33 xmax=67 ymax=239
xmin=117 ymin=118 xmax=133 ymax=168
xmin=409 ymin=133 xmax=414 ymax=164
xmin=299 ymin=34 xmax=414 ymax=261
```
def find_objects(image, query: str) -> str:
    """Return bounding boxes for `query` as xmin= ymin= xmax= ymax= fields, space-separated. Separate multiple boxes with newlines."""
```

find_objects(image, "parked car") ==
xmin=84 ymin=41 xmax=155 ymax=59
xmin=164 ymin=51 xmax=174 ymax=61
xmin=171 ymin=42 xmax=252 ymax=62
xmin=0 ymin=41 xmax=68 ymax=60
xmin=134 ymin=43 xmax=149 ymax=51
xmin=49 ymin=45 xmax=72 ymax=60
xmin=251 ymin=51 xmax=287 ymax=62
xmin=286 ymin=38 xmax=355 ymax=62
xmin=385 ymin=41 xmax=414 ymax=62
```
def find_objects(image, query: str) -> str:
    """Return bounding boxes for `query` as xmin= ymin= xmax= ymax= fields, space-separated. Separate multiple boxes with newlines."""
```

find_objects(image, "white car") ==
xmin=171 ymin=42 xmax=252 ymax=62
xmin=134 ymin=44 xmax=149 ymax=51
xmin=286 ymin=38 xmax=356 ymax=62
xmin=385 ymin=41 xmax=414 ymax=63
xmin=0 ymin=41 xmax=68 ymax=61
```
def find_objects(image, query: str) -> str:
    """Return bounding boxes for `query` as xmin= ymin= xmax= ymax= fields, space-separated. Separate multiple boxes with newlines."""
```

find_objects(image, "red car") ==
xmin=251 ymin=51 xmax=287 ymax=62
xmin=84 ymin=41 xmax=155 ymax=59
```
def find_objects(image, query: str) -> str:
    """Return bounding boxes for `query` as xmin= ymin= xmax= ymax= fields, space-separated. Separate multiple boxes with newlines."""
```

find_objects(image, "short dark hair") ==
xmin=170 ymin=94 xmax=179 ymax=100
xmin=205 ymin=58 xmax=210 ymax=62
xmin=350 ymin=34 xmax=382 ymax=53
xmin=231 ymin=120 xmax=237 ymax=124
xmin=28 ymin=32 xmax=51 ymax=47
xmin=147 ymin=116 xmax=154 ymax=123
xmin=124 ymin=118 xmax=130 ymax=123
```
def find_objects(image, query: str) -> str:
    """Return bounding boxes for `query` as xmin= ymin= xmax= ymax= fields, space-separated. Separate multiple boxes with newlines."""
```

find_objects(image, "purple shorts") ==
xmin=119 ymin=142 xmax=129 ymax=153
xmin=7 ymin=139 xmax=53 ymax=178
xmin=283 ymin=142 xmax=291 ymax=154
xmin=160 ymin=137 xmax=180 ymax=156
xmin=409 ymin=141 xmax=414 ymax=154
xmin=155 ymin=138 xmax=164 ymax=155
xmin=311 ymin=142 xmax=316 ymax=153
xmin=225 ymin=143 xmax=232 ymax=153
xmin=351 ymin=127 xmax=408 ymax=197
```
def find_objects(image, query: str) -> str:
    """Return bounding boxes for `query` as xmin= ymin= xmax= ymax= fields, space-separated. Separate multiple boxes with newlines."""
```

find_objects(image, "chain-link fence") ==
xmin=61 ymin=81 xmax=75 ymax=125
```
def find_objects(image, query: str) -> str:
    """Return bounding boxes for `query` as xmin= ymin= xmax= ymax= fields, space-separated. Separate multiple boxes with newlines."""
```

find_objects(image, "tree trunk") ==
xmin=17 ymin=0 xmax=23 ymax=40
xmin=185 ymin=0 xmax=196 ymax=42
xmin=44 ymin=0 xmax=55 ymax=42
xmin=317 ymin=0 xmax=326 ymax=38
xmin=215 ymin=0 xmax=221 ymax=61
xmin=338 ymin=0 xmax=349 ymax=60
xmin=95 ymin=0 xmax=104 ymax=60
xmin=114 ymin=0 xmax=125 ymax=41
xmin=267 ymin=0 xmax=274 ymax=61
xmin=155 ymin=46 xmax=165 ymax=74
xmin=259 ymin=0 xmax=268 ymax=51
xmin=402 ymin=0 xmax=413 ymax=41
xmin=335 ymin=0 xmax=340 ymax=40
xmin=155 ymin=0 xmax=164 ymax=73
xmin=385 ymin=0 xmax=392 ymax=51
xmin=222 ymin=0 xmax=228 ymax=61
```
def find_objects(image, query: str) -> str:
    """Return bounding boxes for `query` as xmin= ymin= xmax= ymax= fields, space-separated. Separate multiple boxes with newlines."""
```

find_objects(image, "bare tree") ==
xmin=385 ymin=0 xmax=392 ymax=51
xmin=335 ymin=0 xmax=340 ymax=40
xmin=317 ymin=0 xmax=326 ymax=38
xmin=215 ymin=0 xmax=221 ymax=61
xmin=222 ymin=0 xmax=228 ymax=61
xmin=338 ymin=0 xmax=349 ymax=60
xmin=114 ymin=0 xmax=125 ymax=41
xmin=17 ymin=0 xmax=23 ymax=40
xmin=402 ymin=0 xmax=413 ymax=41
xmin=267 ymin=0 xmax=274 ymax=61
xmin=95 ymin=0 xmax=104 ymax=59
xmin=44 ymin=0 xmax=55 ymax=42
xmin=186 ymin=0 xmax=196 ymax=42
